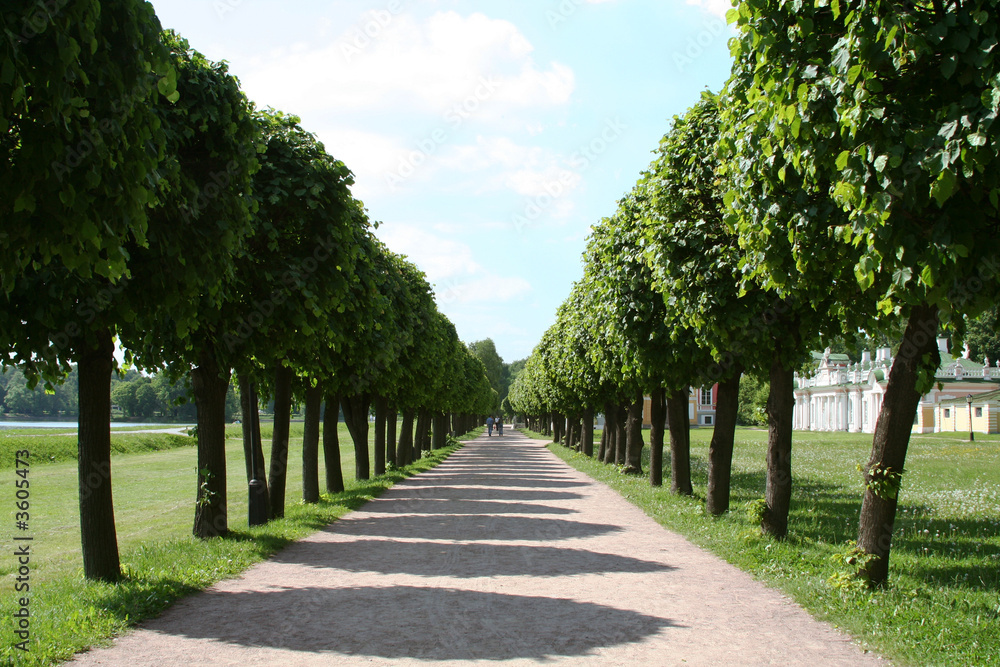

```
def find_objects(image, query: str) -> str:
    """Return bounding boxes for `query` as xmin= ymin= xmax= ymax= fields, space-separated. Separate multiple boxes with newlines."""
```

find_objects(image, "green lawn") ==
xmin=538 ymin=426 xmax=1000 ymax=667
xmin=0 ymin=431 xmax=194 ymax=469
xmin=1 ymin=422 xmax=473 ymax=665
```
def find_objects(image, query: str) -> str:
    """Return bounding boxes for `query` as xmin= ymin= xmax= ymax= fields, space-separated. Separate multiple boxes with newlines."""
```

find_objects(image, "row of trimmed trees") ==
xmin=1 ymin=1 xmax=495 ymax=582
xmin=510 ymin=1 xmax=1000 ymax=588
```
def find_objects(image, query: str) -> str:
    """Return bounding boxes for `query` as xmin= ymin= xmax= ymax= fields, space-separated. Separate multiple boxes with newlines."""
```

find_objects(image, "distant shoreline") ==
xmin=0 ymin=421 xmax=197 ymax=429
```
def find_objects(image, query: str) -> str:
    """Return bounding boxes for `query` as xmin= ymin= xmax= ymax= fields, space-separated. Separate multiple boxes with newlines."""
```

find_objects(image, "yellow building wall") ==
xmin=912 ymin=405 xmax=936 ymax=434
xmin=937 ymin=403 xmax=999 ymax=433
xmin=937 ymin=405 xmax=957 ymax=433
xmin=641 ymin=395 xmax=698 ymax=427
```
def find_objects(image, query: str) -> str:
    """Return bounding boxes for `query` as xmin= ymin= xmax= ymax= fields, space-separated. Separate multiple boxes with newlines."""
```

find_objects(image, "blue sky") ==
xmin=149 ymin=0 xmax=735 ymax=363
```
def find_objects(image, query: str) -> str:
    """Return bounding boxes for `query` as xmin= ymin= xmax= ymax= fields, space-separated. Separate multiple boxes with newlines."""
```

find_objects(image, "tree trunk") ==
xmin=77 ymin=329 xmax=121 ymax=582
xmin=239 ymin=377 xmax=269 ymax=525
xmin=624 ymin=392 xmax=644 ymax=475
xmin=239 ymin=375 xmax=255 ymax=484
xmin=615 ymin=403 xmax=627 ymax=466
xmin=667 ymin=387 xmax=692 ymax=495
xmin=649 ymin=387 xmax=666 ymax=487
xmin=398 ymin=408 xmax=415 ymax=466
xmin=762 ymin=353 xmax=794 ymax=539
xmin=192 ymin=351 xmax=230 ymax=537
xmin=322 ymin=392 xmax=345 ymax=494
xmin=342 ymin=394 xmax=372 ymax=480
xmin=417 ymin=408 xmax=432 ymax=454
xmin=267 ymin=363 xmax=294 ymax=519
xmin=413 ymin=410 xmax=425 ymax=459
xmin=373 ymin=395 xmax=387 ymax=476
xmin=602 ymin=402 xmax=616 ymax=464
xmin=433 ymin=412 xmax=448 ymax=449
xmin=386 ymin=405 xmax=397 ymax=467
xmin=858 ymin=303 xmax=940 ymax=587
xmin=302 ymin=381 xmax=323 ymax=503
xmin=707 ymin=369 xmax=742 ymax=515
xmin=582 ymin=409 xmax=594 ymax=457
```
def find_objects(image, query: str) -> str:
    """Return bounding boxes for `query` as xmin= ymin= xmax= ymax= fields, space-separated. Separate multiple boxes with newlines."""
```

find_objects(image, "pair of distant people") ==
xmin=486 ymin=416 xmax=503 ymax=436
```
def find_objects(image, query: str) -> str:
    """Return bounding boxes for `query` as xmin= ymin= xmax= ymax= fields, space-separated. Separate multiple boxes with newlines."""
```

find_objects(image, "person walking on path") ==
xmin=496 ymin=418 xmax=503 ymax=436
xmin=486 ymin=415 xmax=494 ymax=436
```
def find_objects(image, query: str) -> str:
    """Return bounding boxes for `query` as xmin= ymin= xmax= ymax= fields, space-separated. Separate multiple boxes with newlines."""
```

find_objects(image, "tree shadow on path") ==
xmin=271 ymin=539 xmax=676 ymax=578
xmin=147 ymin=585 xmax=681 ymax=661
xmin=329 ymin=513 xmax=622 ymax=542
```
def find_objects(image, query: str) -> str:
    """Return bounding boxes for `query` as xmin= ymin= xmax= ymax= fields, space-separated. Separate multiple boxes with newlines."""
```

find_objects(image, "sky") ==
xmin=149 ymin=0 xmax=736 ymax=364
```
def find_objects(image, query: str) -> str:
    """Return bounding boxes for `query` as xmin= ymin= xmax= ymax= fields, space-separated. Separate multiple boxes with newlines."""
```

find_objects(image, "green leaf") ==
xmin=921 ymin=264 xmax=936 ymax=288
xmin=836 ymin=150 xmax=851 ymax=170
xmin=13 ymin=193 xmax=36 ymax=213
xmin=79 ymin=220 xmax=100 ymax=245
xmin=797 ymin=82 xmax=810 ymax=107
xmin=940 ymin=55 xmax=958 ymax=80
xmin=884 ymin=24 xmax=899 ymax=48
xmin=157 ymin=67 xmax=178 ymax=97
xmin=847 ymin=64 xmax=863 ymax=85
xmin=874 ymin=155 xmax=888 ymax=173
xmin=930 ymin=168 xmax=957 ymax=206
xmin=892 ymin=266 xmax=912 ymax=286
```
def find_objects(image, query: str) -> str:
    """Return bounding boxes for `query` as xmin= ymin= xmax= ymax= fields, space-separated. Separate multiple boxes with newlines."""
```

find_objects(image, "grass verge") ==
xmin=1 ymin=423 xmax=463 ymax=666
xmin=1 ymin=433 xmax=195 ymax=469
xmin=527 ymin=426 xmax=1000 ymax=667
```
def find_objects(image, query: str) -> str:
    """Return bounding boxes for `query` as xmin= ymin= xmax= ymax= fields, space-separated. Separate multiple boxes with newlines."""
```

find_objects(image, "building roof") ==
xmin=938 ymin=388 xmax=1000 ymax=405
xmin=938 ymin=350 xmax=987 ymax=371
xmin=810 ymin=351 xmax=852 ymax=364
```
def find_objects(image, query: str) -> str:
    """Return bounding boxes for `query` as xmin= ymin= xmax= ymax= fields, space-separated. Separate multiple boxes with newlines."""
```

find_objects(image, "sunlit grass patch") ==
xmin=0 ymin=424 xmax=461 ymax=666
xmin=536 ymin=426 xmax=1000 ymax=667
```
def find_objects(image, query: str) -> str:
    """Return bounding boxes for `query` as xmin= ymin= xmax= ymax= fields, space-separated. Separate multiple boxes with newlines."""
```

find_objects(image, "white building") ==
xmin=793 ymin=339 xmax=1000 ymax=434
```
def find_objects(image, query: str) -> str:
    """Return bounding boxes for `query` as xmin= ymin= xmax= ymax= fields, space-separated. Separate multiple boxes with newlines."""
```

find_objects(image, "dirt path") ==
xmin=70 ymin=430 xmax=886 ymax=666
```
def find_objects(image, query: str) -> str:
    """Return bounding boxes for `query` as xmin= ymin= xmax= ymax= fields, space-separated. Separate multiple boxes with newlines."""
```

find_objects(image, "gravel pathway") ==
xmin=70 ymin=429 xmax=886 ymax=666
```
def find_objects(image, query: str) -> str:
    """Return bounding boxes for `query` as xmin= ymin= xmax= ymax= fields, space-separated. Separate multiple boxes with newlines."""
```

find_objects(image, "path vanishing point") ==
xmin=70 ymin=429 xmax=886 ymax=666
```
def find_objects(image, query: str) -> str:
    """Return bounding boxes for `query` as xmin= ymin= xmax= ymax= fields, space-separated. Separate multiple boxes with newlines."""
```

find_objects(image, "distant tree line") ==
xmin=0 ymin=366 xmax=242 ymax=421
xmin=466 ymin=337 xmax=526 ymax=415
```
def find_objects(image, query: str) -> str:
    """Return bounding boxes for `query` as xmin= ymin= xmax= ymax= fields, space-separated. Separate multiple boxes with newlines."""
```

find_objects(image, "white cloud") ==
xmin=379 ymin=224 xmax=479 ymax=281
xmin=685 ymin=0 xmax=734 ymax=19
xmin=240 ymin=11 xmax=574 ymax=117
xmin=434 ymin=136 xmax=582 ymax=199
xmin=378 ymin=224 xmax=532 ymax=305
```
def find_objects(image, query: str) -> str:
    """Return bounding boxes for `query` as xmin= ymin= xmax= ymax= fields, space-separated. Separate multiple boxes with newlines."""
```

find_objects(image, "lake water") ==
xmin=0 ymin=422 xmax=194 ymax=429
